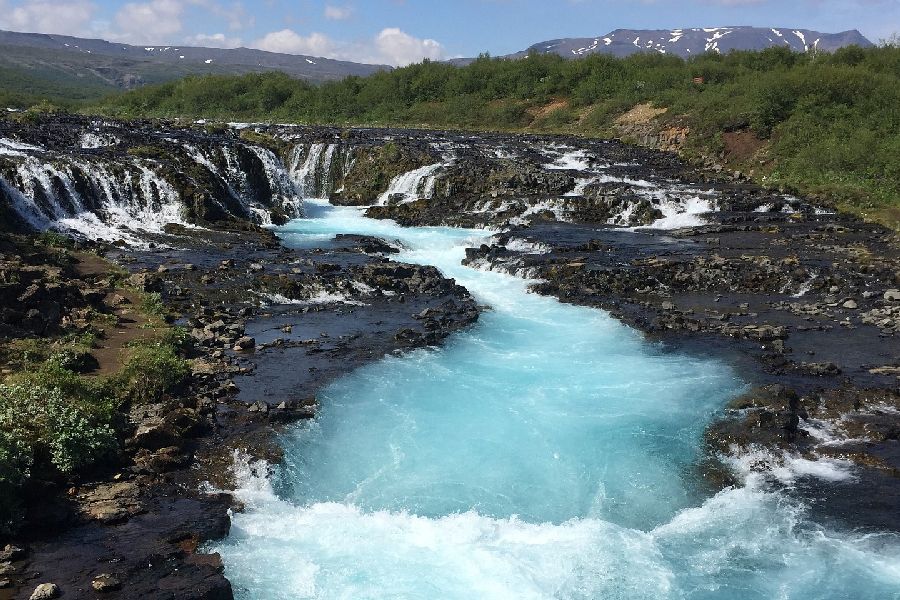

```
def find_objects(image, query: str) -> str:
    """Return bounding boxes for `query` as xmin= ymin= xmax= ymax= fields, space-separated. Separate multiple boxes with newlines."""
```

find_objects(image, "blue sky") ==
xmin=0 ymin=0 xmax=896 ymax=65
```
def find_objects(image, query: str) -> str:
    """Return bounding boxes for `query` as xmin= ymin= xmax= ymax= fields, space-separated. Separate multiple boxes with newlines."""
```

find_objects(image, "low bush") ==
xmin=112 ymin=341 xmax=189 ymax=405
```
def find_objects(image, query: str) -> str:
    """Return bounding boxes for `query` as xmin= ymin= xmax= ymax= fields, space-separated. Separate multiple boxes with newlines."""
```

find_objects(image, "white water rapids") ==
xmin=212 ymin=200 xmax=900 ymax=599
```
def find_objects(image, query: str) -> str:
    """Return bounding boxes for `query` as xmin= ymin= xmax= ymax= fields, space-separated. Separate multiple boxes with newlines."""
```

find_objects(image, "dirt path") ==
xmin=73 ymin=252 xmax=156 ymax=377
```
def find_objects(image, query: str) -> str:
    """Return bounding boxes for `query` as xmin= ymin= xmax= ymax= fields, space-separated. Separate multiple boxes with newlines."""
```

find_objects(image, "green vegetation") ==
xmin=83 ymin=44 xmax=900 ymax=227
xmin=0 ymin=245 xmax=190 ymax=534
xmin=112 ymin=340 xmax=189 ymax=405
xmin=0 ymin=332 xmax=189 ymax=533
xmin=0 ymin=62 xmax=112 ymax=109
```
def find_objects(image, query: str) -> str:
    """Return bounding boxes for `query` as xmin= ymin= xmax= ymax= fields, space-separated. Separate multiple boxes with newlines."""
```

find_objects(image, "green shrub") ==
xmin=0 ymin=428 xmax=31 ymax=534
xmin=140 ymin=291 xmax=168 ymax=318
xmin=0 ymin=383 xmax=116 ymax=475
xmin=113 ymin=342 xmax=188 ymax=404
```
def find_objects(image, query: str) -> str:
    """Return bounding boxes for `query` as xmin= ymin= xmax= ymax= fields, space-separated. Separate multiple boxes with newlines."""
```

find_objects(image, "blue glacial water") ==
xmin=214 ymin=199 xmax=900 ymax=599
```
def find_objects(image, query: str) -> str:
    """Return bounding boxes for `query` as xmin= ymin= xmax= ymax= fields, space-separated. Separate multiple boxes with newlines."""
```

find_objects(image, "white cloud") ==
xmin=0 ymin=0 xmax=96 ymax=37
xmin=186 ymin=32 xmax=242 ymax=48
xmin=324 ymin=5 xmax=353 ymax=20
xmin=255 ymin=29 xmax=336 ymax=56
xmin=253 ymin=27 xmax=445 ymax=66
xmin=374 ymin=27 xmax=444 ymax=65
xmin=112 ymin=0 xmax=184 ymax=43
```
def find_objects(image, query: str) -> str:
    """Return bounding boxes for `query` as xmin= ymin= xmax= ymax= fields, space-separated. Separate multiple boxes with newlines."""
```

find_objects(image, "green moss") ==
xmin=239 ymin=129 xmax=292 ymax=157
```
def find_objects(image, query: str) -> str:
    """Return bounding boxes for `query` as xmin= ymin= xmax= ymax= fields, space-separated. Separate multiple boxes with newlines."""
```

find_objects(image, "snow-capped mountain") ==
xmin=517 ymin=27 xmax=873 ymax=59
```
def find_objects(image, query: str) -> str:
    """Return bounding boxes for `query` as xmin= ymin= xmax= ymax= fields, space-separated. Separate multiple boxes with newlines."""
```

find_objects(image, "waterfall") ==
xmin=376 ymin=163 xmax=445 ymax=205
xmin=186 ymin=143 xmax=305 ymax=225
xmin=0 ymin=172 xmax=52 ymax=230
xmin=248 ymin=146 xmax=305 ymax=220
xmin=2 ymin=155 xmax=194 ymax=243
xmin=0 ymin=137 xmax=44 ymax=158
xmin=289 ymin=143 xmax=341 ymax=198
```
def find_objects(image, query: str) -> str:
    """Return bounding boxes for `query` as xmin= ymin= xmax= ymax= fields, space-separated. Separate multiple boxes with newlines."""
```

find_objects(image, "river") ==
xmin=213 ymin=199 xmax=900 ymax=599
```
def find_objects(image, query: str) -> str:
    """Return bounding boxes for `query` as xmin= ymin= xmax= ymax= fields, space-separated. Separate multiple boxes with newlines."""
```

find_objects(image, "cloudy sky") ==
xmin=0 ymin=0 xmax=896 ymax=66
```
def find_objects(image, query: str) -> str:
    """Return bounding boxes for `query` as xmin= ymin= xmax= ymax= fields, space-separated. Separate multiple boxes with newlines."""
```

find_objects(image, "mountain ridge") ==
xmin=514 ymin=26 xmax=874 ymax=60
xmin=0 ymin=28 xmax=389 ymax=95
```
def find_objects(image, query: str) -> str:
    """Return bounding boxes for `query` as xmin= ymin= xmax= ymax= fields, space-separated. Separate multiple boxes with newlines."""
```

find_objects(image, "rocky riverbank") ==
xmin=0 ymin=225 xmax=478 ymax=599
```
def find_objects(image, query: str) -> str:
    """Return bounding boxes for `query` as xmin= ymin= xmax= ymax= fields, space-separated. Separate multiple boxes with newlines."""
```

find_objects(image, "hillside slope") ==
xmin=0 ymin=29 xmax=388 ymax=103
xmin=84 ymin=45 xmax=900 ymax=229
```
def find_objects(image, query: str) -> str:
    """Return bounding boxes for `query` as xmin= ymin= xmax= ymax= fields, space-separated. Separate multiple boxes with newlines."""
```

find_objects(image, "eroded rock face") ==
xmin=332 ymin=143 xmax=439 ymax=206
xmin=0 ymin=240 xmax=93 ymax=337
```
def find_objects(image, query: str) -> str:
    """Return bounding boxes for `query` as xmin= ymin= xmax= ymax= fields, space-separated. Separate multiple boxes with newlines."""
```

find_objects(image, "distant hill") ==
xmin=514 ymin=26 xmax=874 ymax=59
xmin=0 ymin=29 xmax=389 ymax=103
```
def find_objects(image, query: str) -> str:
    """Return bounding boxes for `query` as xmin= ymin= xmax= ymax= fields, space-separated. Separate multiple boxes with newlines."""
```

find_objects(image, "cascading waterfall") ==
xmin=186 ymin=143 xmax=305 ymax=226
xmin=249 ymin=146 xmax=306 ymax=221
xmin=542 ymin=146 xmax=723 ymax=229
xmin=1 ymin=154 xmax=191 ymax=243
xmin=213 ymin=200 xmax=900 ymax=599
xmin=289 ymin=143 xmax=342 ymax=199
xmin=376 ymin=162 xmax=445 ymax=205
xmin=0 ymin=135 xmax=308 ymax=240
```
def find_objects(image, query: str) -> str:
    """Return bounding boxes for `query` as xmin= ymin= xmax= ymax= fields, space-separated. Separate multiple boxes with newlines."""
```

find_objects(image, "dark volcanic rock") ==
xmin=3 ymin=221 xmax=480 ymax=599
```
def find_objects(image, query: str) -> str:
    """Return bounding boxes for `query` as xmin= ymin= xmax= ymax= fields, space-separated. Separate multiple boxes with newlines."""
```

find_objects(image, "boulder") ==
xmin=92 ymin=574 xmax=122 ymax=593
xmin=29 ymin=583 xmax=60 ymax=600
xmin=128 ymin=272 xmax=162 ymax=293
xmin=0 ymin=545 xmax=24 ymax=562
xmin=233 ymin=336 xmax=256 ymax=351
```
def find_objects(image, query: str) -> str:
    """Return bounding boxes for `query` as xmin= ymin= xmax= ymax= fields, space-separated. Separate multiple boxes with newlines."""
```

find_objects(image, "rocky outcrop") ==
xmin=0 ymin=115 xmax=307 ymax=237
xmin=332 ymin=143 xmax=438 ymax=206
xmin=0 ymin=237 xmax=104 ymax=337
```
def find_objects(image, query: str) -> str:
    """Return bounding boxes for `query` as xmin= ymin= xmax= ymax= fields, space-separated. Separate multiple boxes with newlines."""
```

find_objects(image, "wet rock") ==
xmin=29 ymin=583 xmax=60 ymax=599
xmin=247 ymin=401 xmax=268 ymax=413
xmin=92 ymin=573 xmax=122 ymax=592
xmin=233 ymin=336 xmax=256 ymax=351
xmin=0 ymin=545 xmax=25 ymax=562
xmin=798 ymin=362 xmax=842 ymax=376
